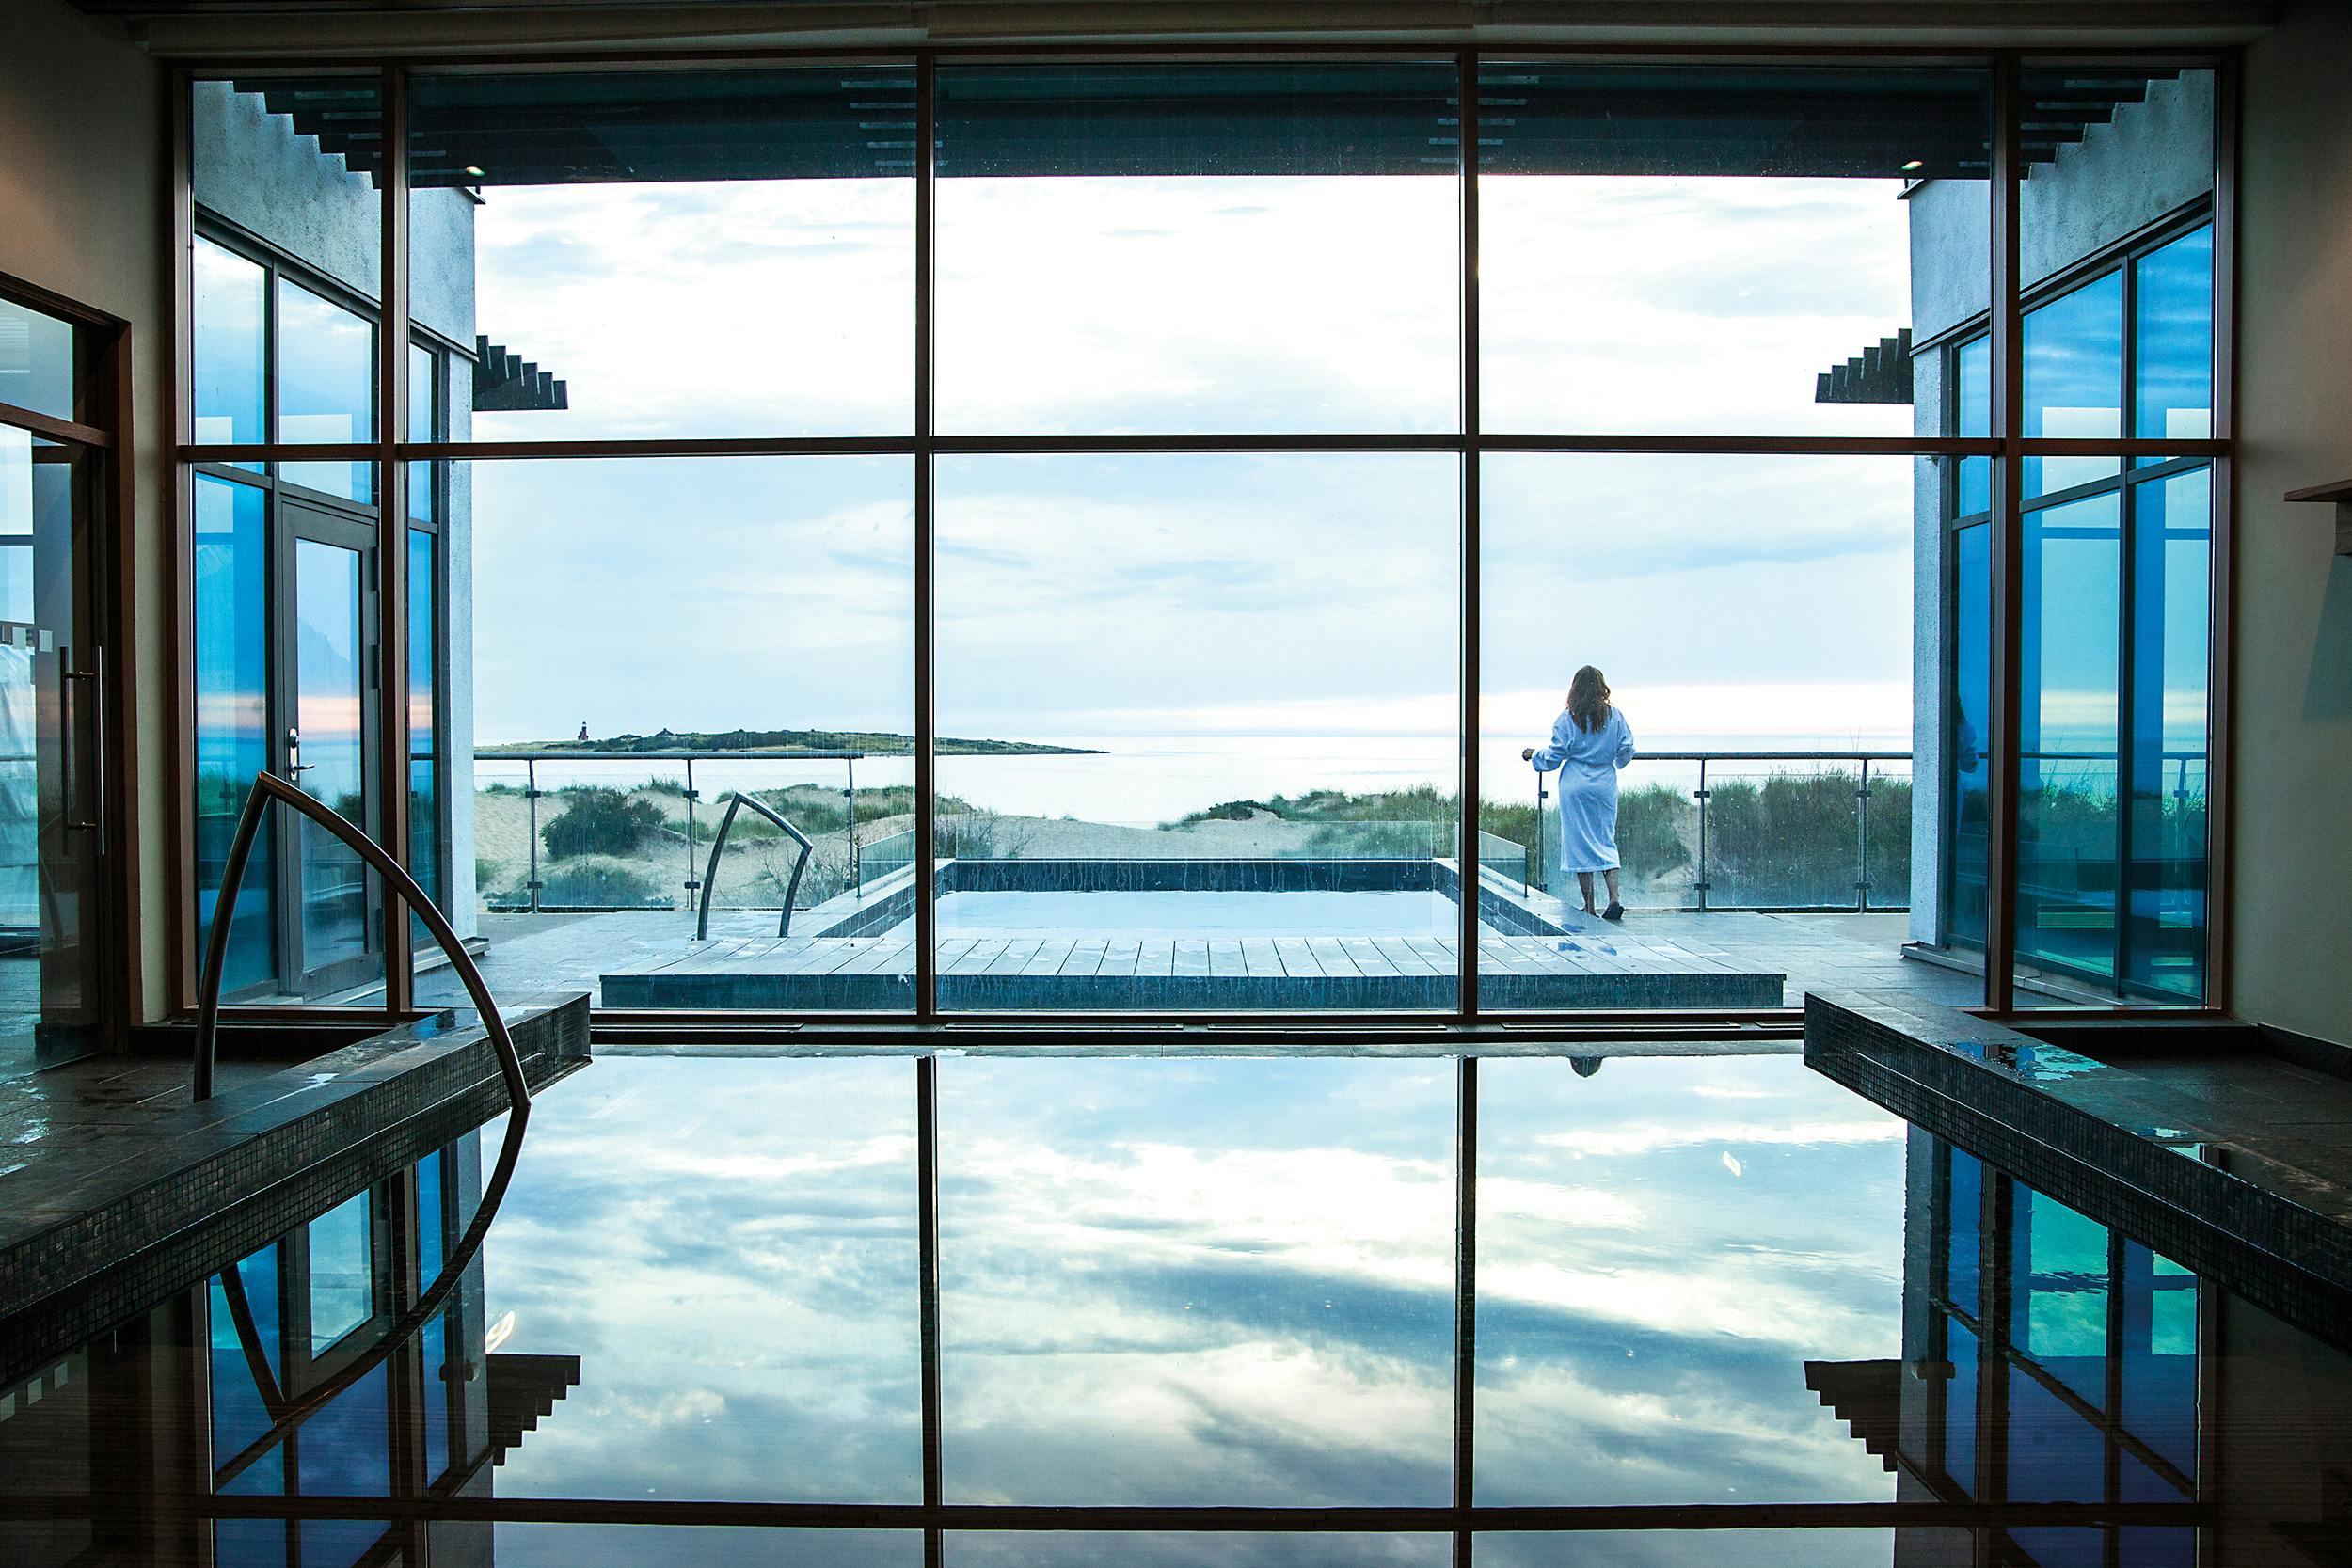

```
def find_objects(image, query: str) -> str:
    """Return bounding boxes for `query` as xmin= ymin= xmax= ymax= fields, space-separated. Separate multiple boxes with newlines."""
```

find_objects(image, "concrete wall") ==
xmin=0 ymin=1 xmax=169 ymax=1020
xmin=1911 ymin=71 xmax=2217 ymax=348
xmin=190 ymin=81 xmax=476 ymax=345
xmin=2232 ymin=0 xmax=2352 ymax=1039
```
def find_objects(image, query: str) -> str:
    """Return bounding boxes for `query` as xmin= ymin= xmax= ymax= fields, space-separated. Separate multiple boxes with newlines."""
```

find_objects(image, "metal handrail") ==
xmin=695 ymin=790 xmax=815 ymax=942
xmin=196 ymin=769 xmax=529 ymax=1114
xmin=193 ymin=768 xmax=535 ymax=1491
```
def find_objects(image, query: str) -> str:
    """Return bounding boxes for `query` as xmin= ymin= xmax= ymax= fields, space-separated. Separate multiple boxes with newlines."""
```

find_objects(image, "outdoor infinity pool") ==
xmin=7 ymin=1048 xmax=2342 ymax=1566
xmin=935 ymin=888 xmax=1458 ymax=937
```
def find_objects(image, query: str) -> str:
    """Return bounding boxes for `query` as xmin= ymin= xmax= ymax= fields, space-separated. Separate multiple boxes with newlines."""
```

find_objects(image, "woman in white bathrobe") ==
xmin=1521 ymin=666 xmax=1636 ymax=921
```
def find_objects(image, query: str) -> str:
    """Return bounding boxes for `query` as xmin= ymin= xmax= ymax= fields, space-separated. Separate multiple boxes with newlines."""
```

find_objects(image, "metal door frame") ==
xmin=271 ymin=495 xmax=383 ymax=999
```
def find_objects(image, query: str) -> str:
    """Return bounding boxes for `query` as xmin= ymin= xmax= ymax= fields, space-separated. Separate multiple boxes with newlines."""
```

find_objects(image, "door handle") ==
xmin=62 ymin=656 xmax=103 ymax=851
xmin=286 ymin=726 xmax=315 ymax=775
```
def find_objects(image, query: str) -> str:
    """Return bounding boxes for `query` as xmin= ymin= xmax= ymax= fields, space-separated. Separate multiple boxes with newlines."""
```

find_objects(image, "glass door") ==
xmin=0 ymin=424 xmax=103 ymax=1074
xmin=275 ymin=504 xmax=379 ymax=998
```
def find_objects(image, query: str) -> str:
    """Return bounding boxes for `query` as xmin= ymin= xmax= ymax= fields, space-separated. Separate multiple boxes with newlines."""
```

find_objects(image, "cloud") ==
xmin=460 ymin=171 xmax=1929 ymax=752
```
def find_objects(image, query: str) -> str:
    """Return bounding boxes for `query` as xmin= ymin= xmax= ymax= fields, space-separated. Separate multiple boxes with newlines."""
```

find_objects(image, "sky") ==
xmin=462 ymin=170 xmax=1923 ymax=754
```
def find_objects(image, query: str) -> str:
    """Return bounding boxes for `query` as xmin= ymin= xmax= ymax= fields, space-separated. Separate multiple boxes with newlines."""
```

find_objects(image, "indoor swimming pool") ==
xmin=1 ymin=1048 xmax=2339 ymax=1566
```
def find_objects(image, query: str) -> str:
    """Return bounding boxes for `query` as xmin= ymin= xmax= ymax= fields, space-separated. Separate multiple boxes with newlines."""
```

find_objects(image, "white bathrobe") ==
xmin=1530 ymin=707 xmax=1637 ymax=873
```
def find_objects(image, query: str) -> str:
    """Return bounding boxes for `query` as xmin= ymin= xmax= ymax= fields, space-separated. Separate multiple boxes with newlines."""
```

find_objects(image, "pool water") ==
xmin=3 ymin=1050 xmax=2343 ymax=1566
xmin=933 ymin=888 xmax=1460 ymax=938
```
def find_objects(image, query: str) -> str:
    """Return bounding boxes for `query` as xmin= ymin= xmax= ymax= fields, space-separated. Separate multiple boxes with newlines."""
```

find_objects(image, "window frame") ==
xmin=167 ymin=48 xmax=2240 ymax=1036
xmin=1937 ymin=206 xmax=2221 ymax=1002
xmin=0 ymin=267 xmax=133 ymax=1051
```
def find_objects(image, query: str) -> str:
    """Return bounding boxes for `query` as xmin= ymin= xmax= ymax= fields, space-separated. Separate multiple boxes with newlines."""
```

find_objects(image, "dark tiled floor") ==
xmin=2036 ymin=1053 xmax=2352 ymax=1225
xmin=0 ymin=1053 xmax=279 ymax=1177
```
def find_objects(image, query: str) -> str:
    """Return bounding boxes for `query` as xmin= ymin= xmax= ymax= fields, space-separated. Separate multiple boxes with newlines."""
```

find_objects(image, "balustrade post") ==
xmin=1693 ymin=758 xmax=1710 ymax=913
xmin=525 ymin=759 xmax=541 ymax=913
xmin=683 ymin=757 xmax=699 ymax=914
xmin=849 ymin=756 xmax=860 ymax=892
xmin=1856 ymin=757 xmax=1872 ymax=913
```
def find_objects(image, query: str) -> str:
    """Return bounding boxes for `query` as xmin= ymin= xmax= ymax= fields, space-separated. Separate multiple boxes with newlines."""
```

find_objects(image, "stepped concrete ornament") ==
xmin=193 ymin=768 xmax=535 ymax=1493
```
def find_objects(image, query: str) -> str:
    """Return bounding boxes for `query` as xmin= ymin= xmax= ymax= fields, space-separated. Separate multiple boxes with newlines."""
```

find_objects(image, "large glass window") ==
xmin=192 ymin=238 xmax=266 ymax=448
xmin=1479 ymin=64 xmax=1991 ymax=436
xmin=407 ymin=528 xmax=440 ymax=919
xmin=193 ymin=473 xmax=274 ymax=996
xmin=935 ymin=63 xmax=1458 ymax=435
xmin=1478 ymin=453 xmax=1975 ymax=1009
xmin=933 ymin=453 xmax=1457 ymax=1013
xmin=2019 ymin=492 xmax=2122 ymax=989
xmin=406 ymin=69 xmax=915 ymax=441
xmin=1931 ymin=60 xmax=2217 ymax=1006
xmin=176 ymin=54 xmax=2228 ymax=1021
xmin=416 ymin=456 xmax=915 ymax=1013
xmin=2022 ymin=272 xmax=2122 ymax=499
xmin=405 ymin=341 xmax=437 ymax=524
xmin=1945 ymin=523 xmax=1993 ymax=954
xmin=2136 ymin=227 xmax=2215 ymax=441
xmin=275 ymin=277 xmax=374 ymax=500
xmin=2125 ymin=466 xmax=2211 ymax=999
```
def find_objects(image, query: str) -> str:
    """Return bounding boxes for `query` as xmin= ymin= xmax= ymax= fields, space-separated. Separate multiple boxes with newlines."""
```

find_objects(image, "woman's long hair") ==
xmin=1567 ymin=666 xmax=1613 ymax=734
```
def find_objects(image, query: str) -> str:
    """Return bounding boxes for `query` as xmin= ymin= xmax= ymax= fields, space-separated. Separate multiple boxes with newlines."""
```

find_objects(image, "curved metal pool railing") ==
xmin=193 ymin=769 xmax=536 ymax=1491
xmin=695 ymin=791 xmax=815 ymax=942
xmin=196 ymin=769 xmax=530 ymax=1115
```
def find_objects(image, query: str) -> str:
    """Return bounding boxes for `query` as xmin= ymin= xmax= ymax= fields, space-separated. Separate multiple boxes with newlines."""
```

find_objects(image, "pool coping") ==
xmin=1804 ymin=990 xmax=2352 ymax=1350
xmin=0 ymin=995 xmax=590 ymax=1386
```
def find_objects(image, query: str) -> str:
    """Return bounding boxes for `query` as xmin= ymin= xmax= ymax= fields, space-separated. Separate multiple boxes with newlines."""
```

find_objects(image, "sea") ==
xmin=471 ymin=729 xmax=1917 ymax=826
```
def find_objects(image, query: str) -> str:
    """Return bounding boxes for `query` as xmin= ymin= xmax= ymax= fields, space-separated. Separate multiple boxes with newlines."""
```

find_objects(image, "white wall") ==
xmin=2232 ymin=0 xmax=2352 ymax=1040
xmin=0 ymin=0 xmax=168 ymax=1019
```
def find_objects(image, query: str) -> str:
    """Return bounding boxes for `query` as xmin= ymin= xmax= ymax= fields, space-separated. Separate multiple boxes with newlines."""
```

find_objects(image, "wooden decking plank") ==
xmin=1375 ymin=937 xmax=1437 ymax=975
xmin=1401 ymin=936 xmax=1457 ymax=974
xmin=948 ymin=938 xmax=1009 ymax=975
xmin=833 ymin=936 xmax=912 ymax=975
xmin=1308 ymin=937 xmax=1359 ymax=978
xmin=1208 ymin=940 xmax=1247 ymax=978
xmin=1024 ymin=940 xmax=1076 ymax=976
xmin=1274 ymin=937 xmax=1323 ymax=978
xmin=990 ymin=939 xmax=1044 ymax=975
xmin=777 ymin=937 xmax=866 ymax=976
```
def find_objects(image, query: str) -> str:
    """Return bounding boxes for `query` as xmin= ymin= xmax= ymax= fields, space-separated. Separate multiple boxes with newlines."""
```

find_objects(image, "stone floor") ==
xmin=405 ymin=906 xmax=1987 ymax=1010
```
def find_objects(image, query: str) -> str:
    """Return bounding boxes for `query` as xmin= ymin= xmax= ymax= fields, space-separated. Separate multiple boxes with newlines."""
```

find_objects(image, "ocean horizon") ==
xmin=470 ymin=728 xmax=1918 ymax=826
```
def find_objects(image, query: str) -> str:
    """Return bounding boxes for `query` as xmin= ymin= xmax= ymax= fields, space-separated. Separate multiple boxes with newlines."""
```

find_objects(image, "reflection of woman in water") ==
xmin=1522 ymin=666 xmax=1637 ymax=921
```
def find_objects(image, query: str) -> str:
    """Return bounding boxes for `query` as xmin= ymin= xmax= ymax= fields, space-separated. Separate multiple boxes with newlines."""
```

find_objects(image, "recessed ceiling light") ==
xmin=464 ymin=166 xmax=485 ymax=177
xmin=1900 ymin=159 xmax=1925 ymax=172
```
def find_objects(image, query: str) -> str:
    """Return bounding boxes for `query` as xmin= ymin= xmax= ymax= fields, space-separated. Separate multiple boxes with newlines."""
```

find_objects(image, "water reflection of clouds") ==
xmin=480 ymin=1057 xmax=922 ymax=1506
xmin=939 ymin=1057 xmax=1457 ymax=1507
xmin=477 ymin=1053 xmax=1908 ymax=1532
xmin=1476 ymin=1055 xmax=1907 ymax=1513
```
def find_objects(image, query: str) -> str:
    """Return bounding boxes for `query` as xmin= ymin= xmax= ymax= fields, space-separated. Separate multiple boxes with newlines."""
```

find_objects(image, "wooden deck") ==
xmin=601 ymin=928 xmax=1785 ymax=1010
